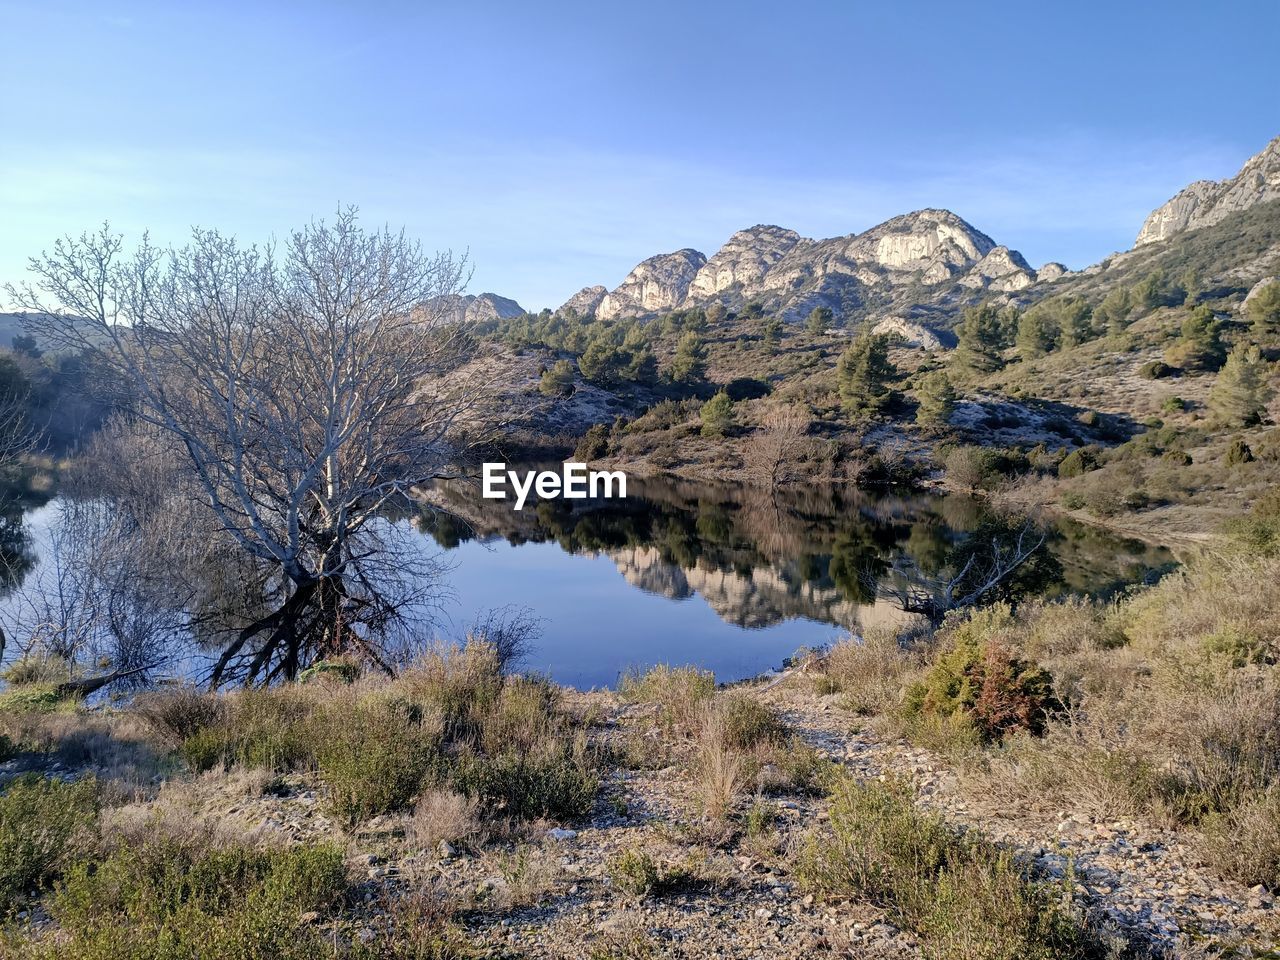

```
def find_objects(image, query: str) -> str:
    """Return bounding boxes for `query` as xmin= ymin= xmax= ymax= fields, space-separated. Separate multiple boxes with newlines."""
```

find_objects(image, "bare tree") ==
xmin=871 ymin=521 xmax=1049 ymax=625
xmin=8 ymin=210 xmax=508 ymax=685
xmin=744 ymin=404 xmax=814 ymax=490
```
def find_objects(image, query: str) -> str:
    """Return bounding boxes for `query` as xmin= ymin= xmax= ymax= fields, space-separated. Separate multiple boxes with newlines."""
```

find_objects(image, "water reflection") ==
xmin=418 ymin=473 xmax=1176 ymax=636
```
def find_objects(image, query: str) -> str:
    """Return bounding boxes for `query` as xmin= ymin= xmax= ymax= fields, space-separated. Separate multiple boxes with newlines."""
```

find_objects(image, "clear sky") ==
xmin=2 ymin=0 xmax=1279 ymax=311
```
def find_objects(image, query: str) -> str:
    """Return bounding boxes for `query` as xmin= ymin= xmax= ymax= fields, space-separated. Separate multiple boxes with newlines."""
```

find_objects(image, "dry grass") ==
xmin=692 ymin=702 xmax=745 ymax=822
xmin=821 ymin=627 xmax=922 ymax=715
xmin=405 ymin=787 xmax=483 ymax=853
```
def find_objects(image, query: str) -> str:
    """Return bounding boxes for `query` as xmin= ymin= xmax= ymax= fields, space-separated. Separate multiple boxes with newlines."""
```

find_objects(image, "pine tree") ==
xmin=1016 ymin=304 xmax=1057 ymax=359
xmin=915 ymin=370 xmax=957 ymax=427
xmin=578 ymin=337 xmax=623 ymax=386
xmin=1209 ymin=343 xmax=1274 ymax=427
xmin=953 ymin=304 xmax=1005 ymax=376
xmin=538 ymin=359 xmax=576 ymax=396
xmin=837 ymin=332 xmax=897 ymax=417
xmin=1094 ymin=285 xmax=1134 ymax=334
xmin=762 ymin=315 xmax=783 ymax=345
xmin=670 ymin=331 xmax=707 ymax=384
xmin=806 ymin=306 xmax=833 ymax=335
xmin=1055 ymin=297 xmax=1095 ymax=348
xmin=1248 ymin=281 xmax=1280 ymax=340
xmin=700 ymin=391 xmax=735 ymax=437
xmin=1165 ymin=304 xmax=1225 ymax=372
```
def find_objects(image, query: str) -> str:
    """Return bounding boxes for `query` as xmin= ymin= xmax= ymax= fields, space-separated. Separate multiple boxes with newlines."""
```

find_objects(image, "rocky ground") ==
xmin=20 ymin=673 xmax=1272 ymax=959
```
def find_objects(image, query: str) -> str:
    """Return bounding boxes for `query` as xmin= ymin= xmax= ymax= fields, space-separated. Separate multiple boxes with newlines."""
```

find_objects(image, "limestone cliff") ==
xmin=577 ymin=209 xmax=1041 ymax=327
xmin=596 ymin=249 xmax=707 ymax=321
xmin=1136 ymin=135 xmax=1280 ymax=245
xmin=433 ymin=292 xmax=526 ymax=325
xmin=557 ymin=285 xmax=608 ymax=317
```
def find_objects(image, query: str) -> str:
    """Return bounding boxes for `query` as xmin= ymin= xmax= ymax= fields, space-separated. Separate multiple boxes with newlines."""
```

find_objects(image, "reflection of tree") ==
xmin=829 ymin=528 xmax=887 ymax=604
xmin=878 ymin=516 xmax=1060 ymax=624
xmin=0 ymin=498 xmax=34 ymax=596
xmin=416 ymin=472 xmax=1172 ymax=629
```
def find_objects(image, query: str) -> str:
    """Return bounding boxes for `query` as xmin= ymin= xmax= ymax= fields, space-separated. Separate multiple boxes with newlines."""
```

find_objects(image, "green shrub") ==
xmin=26 ymin=836 xmax=348 ymax=960
xmin=1226 ymin=437 xmax=1255 ymax=465
xmin=134 ymin=687 xmax=226 ymax=747
xmin=313 ymin=696 xmax=441 ymax=824
xmin=699 ymin=391 xmax=735 ymax=438
xmin=1059 ymin=491 xmax=1086 ymax=510
xmin=1227 ymin=488 xmax=1280 ymax=557
xmin=0 ymin=685 xmax=70 ymax=713
xmin=608 ymin=848 xmax=660 ymax=897
xmin=1057 ymin=447 xmax=1099 ymax=479
xmin=1138 ymin=360 xmax=1174 ymax=379
xmin=297 ymin=658 xmax=362 ymax=685
xmin=1201 ymin=788 xmax=1280 ymax=890
xmin=178 ymin=687 xmax=315 ymax=773
xmin=574 ymin=422 xmax=611 ymax=461
xmin=1160 ymin=395 xmax=1186 ymax=413
xmin=799 ymin=775 xmax=1100 ymax=960
xmin=903 ymin=607 xmax=1059 ymax=742
xmin=0 ymin=775 xmax=99 ymax=913
xmin=0 ymin=734 xmax=14 ymax=762
xmin=453 ymin=733 xmax=599 ymax=820
xmin=716 ymin=693 xmax=786 ymax=749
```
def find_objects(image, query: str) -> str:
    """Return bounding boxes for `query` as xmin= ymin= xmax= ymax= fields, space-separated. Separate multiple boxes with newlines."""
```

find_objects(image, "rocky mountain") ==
xmin=571 ymin=209 xmax=1053 ymax=328
xmin=595 ymin=249 xmax=707 ymax=321
xmin=1136 ymin=135 xmax=1280 ymax=246
xmin=433 ymin=292 xmax=526 ymax=325
xmin=557 ymin=285 xmax=608 ymax=317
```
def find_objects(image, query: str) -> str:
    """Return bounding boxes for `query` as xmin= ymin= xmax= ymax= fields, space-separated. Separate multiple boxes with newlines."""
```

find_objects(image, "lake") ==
xmin=0 ymin=475 xmax=1176 ymax=690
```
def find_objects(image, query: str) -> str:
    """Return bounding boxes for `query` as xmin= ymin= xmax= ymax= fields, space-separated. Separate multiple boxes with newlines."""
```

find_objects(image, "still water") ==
xmin=0 ymin=475 xmax=1175 ymax=690
xmin=414 ymin=474 xmax=1175 ymax=688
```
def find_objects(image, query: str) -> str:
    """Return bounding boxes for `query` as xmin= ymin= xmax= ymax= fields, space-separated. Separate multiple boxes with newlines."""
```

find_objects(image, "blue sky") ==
xmin=2 ymin=1 xmax=1278 ymax=311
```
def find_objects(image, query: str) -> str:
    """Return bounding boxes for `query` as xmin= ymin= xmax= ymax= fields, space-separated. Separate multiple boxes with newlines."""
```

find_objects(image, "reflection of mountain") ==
xmin=416 ymin=470 xmax=1175 ymax=630
xmin=602 ymin=544 xmax=914 ymax=632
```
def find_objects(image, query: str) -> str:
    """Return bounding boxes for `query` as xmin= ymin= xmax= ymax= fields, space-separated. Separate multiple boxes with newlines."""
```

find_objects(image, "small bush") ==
xmin=608 ymin=848 xmax=660 ymax=897
xmin=1161 ymin=395 xmax=1186 ymax=413
xmin=313 ymin=695 xmax=441 ymax=824
xmin=0 ymin=775 xmax=99 ymax=913
xmin=903 ymin=607 xmax=1060 ymax=742
xmin=407 ymin=788 xmax=482 ymax=853
xmin=178 ymin=686 xmax=316 ymax=774
xmin=1201 ymin=788 xmax=1280 ymax=889
xmin=716 ymin=693 xmax=786 ymax=750
xmin=1057 ymin=447 xmax=1099 ymax=478
xmin=35 ymin=835 xmax=347 ymax=960
xmin=799 ymin=775 xmax=1101 ymax=960
xmin=134 ymin=686 xmax=226 ymax=748
xmin=1226 ymin=437 xmax=1255 ymax=465
xmin=453 ymin=732 xmax=599 ymax=820
xmin=0 ymin=686 xmax=69 ymax=713
xmin=1139 ymin=360 xmax=1174 ymax=379
xmin=618 ymin=664 xmax=716 ymax=735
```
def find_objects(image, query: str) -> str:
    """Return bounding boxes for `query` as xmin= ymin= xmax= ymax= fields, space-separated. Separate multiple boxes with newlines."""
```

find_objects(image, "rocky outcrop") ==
xmin=1136 ymin=135 xmax=1280 ymax=245
xmin=1243 ymin=276 xmax=1279 ymax=309
xmin=558 ymin=285 xmax=607 ymax=317
xmin=432 ymin=293 xmax=525 ymax=325
xmin=871 ymin=316 xmax=948 ymax=350
xmin=577 ymin=210 xmax=1046 ymax=326
xmin=596 ymin=249 xmax=707 ymax=321
xmin=1037 ymin=262 xmax=1068 ymax=282
xmin=688 ymin=225 xmax=801 ymax=299
xmin=960 ymin=245 xmax=1037 ymax=292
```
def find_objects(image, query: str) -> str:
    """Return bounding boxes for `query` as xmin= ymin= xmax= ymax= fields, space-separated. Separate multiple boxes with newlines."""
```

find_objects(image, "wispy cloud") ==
xmin=0 ymin=131 xmax=1251 ymax=312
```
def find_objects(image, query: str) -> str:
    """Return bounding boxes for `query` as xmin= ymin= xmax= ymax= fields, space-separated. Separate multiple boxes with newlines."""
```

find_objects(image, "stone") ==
xmin=547 ymin=827 xmax=578 ymax=841
xmin=1136 ymin=135 xmax=1280 ymax=245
